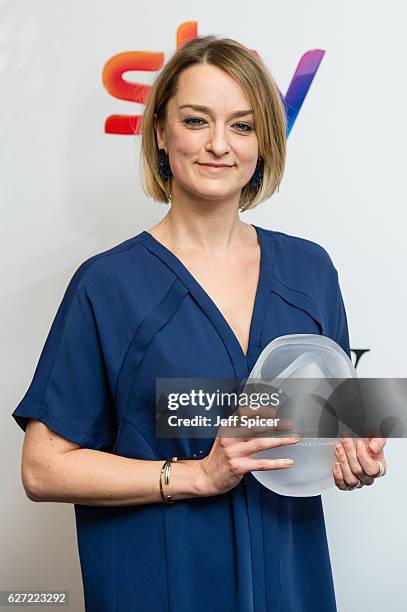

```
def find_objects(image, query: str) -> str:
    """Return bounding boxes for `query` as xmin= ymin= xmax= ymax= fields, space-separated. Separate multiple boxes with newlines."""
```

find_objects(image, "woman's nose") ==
xmin=205 ymin=125 xmax=231 ymax=156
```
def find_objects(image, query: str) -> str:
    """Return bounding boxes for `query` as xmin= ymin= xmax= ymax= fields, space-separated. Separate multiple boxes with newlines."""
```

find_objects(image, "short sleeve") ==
xmin=11 ymin=263 xmax=116 ymax=451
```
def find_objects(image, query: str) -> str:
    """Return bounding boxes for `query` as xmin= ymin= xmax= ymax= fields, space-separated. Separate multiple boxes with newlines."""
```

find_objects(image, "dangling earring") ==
xmin=249 ymin=158 xmax=264 ymax=192
xmin=158 ymin=148 xmax=172 ymax=181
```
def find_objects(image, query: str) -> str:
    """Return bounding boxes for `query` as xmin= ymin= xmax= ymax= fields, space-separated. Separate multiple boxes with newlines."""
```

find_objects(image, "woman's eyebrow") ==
xmin=178 ymin=104 xmax=254 ymax=118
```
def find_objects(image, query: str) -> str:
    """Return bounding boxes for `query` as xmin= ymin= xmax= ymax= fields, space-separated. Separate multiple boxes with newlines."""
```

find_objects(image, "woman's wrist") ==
xmin=160 ymin=458 xmax=211 ymax=501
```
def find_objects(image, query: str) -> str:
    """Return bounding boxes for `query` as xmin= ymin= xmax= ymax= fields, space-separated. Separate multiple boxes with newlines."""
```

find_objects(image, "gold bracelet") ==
xmin=159 ymin=454 xmax=203 ymax=504
xmin=160 ymin=458 xmax=176 ymax=504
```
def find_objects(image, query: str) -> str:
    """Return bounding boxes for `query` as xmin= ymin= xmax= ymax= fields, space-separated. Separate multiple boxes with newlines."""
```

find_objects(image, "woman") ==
xmin=12 ymin=35 xmax=387 ymax=611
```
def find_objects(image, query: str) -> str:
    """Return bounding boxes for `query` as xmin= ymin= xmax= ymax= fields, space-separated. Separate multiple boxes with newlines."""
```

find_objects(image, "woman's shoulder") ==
xmin=260 ymin=226 xmax=336 ymax=270
xmin=66 ymin=231 xmax=154 ymax=291
xmin=258 ymin=226 xmax=340 ymax=297
xmin=54 ymin=229 xmax=178 ymax=324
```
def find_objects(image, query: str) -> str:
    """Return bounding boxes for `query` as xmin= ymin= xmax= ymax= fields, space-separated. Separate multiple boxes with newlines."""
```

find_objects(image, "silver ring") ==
xmin=348 ymin=478 xmax=364 ymax=491
xmin=372 ymin=460 xmax=386 ymax=478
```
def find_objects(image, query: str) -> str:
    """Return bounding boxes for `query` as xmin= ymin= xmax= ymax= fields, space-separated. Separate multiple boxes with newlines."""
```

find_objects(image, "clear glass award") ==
xmin=244 ymin=334 xmax=358 ymax=497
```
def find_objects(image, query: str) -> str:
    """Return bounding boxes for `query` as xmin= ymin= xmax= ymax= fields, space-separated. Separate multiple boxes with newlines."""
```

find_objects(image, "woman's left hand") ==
xmin=333 ymin=436 xmax=387 ymax=490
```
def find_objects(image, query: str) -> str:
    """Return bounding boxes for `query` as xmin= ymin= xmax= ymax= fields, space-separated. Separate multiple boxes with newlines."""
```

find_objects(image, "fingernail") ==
xmin=370 ymin=441 xmax=380 ymax=452
xmin=356 ymin=440 xmax=363 ymax=450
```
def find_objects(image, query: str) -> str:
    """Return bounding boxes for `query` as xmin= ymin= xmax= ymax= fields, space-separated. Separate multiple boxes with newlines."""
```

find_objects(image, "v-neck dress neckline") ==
xmin=140 ymin=224 xmax=273 ymax=378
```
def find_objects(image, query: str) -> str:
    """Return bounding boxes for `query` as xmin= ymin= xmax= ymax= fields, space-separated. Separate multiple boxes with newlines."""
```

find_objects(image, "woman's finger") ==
xmin=355 ymin=439 xmax=386 ymax=479
xmin=226 ymin=435 xmax=300 ymax=458
xmin=334 ymin=440 xmax=374 ymax=487
xmin=341 ymin=437 xmax=377 ymax=484
xmin=367 ymin=437 xmax=387 ymax=454
xmin=235 ymin=456 xmax=295 ymax=473
xmin=333 ymin=462 xmax=349 ymax=491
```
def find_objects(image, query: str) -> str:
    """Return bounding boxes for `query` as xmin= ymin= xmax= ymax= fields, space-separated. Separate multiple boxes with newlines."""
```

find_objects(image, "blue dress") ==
xmin=12 ymin=224 xmax=350 ymax=612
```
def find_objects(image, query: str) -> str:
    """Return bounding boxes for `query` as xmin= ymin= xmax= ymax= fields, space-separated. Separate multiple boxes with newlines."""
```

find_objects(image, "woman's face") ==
xmin=155 ymin=63 xmax=259 ymax=202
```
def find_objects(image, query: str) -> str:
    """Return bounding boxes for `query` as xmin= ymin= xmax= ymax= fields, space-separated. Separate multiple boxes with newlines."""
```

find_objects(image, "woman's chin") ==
xmin=178 ymin=181 xmax=243 ymax=202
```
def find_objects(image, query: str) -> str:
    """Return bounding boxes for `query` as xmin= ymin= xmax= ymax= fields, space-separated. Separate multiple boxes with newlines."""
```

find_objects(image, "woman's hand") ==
xmin=333 ymin=436 xmax=387 ymax=491
xmin=197 ymin=407 xmax=299 ymax=497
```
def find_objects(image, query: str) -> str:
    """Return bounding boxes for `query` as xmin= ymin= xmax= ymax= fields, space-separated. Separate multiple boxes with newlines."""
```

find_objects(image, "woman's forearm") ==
xmin=27 ymin=449 xmax=206 ymax=506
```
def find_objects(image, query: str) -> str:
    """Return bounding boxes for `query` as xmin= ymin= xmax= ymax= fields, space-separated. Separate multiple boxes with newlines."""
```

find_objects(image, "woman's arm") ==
xmin=22 ymin=420 xmax=204 ymax=506
xmin=21 ymin=413 xmax=300 ymax=506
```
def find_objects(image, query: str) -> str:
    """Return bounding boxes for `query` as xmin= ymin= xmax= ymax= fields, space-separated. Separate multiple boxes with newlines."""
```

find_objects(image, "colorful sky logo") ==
xmin=103 ymin=21 xmax=325 ymax=138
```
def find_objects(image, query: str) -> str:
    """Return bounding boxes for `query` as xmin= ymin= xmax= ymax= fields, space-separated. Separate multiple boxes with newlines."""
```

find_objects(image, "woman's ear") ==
xmin=154 ymin=114 xmax=166 ymax=151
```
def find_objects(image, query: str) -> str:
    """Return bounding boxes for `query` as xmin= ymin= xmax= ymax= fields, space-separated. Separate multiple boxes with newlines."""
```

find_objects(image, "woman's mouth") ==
xmin=197 ymin=163 xmax=234 ymax=172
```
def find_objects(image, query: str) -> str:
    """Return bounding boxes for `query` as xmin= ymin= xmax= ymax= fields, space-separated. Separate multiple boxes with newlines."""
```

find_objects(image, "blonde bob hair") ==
xmin=140 ymin=34 xmax=287 ymax=212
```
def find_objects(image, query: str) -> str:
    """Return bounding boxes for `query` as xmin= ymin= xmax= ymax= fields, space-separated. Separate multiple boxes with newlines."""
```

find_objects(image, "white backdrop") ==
xmin=2 ymin=1 xmax=406 ymax=610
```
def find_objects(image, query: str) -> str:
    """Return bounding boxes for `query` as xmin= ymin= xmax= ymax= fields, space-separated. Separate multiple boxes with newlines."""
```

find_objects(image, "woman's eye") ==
xmin=234 ymin=123 xmax=254 ymax=132
xmin=183 ymin=117 xmax=206 ymax=127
